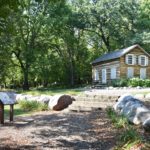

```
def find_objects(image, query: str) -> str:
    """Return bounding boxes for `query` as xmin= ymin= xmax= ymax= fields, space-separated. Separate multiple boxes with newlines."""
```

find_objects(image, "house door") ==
xmin=102 ymin=69 xmax=107 ymax=83
xmin=140 ymin=68 xmax=146 ymax=79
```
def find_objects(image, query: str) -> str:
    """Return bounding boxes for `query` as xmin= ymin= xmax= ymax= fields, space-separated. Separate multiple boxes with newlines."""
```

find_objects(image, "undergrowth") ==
xmin=106 ymin=107 xmax=149 ymax=150
xmin=19 ymin=100 xmax=48 ymax=111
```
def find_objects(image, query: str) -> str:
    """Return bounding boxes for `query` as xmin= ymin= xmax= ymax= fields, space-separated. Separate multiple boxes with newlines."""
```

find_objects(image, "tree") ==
xmin=5 ymin=0 xmax=50 ymax=90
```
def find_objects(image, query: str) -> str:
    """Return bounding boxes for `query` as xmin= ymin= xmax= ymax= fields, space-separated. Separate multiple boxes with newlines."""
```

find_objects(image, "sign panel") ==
xmin=0 ymin=92 xmax=15 ymax=105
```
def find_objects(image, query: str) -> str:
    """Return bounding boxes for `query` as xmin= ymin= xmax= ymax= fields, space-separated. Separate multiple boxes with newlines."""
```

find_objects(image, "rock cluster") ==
xmin=114 ymin=94 xmax=150 ymax=132
xmin=16 ymin=94 xmax=52 ymax=104
xmin=0 ymin=92 xmax=75 ymax=111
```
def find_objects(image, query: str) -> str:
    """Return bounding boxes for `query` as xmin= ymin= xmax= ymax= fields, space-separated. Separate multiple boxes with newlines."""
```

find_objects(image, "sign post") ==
xmin=0 ymin=92 xmax=15 ymax=124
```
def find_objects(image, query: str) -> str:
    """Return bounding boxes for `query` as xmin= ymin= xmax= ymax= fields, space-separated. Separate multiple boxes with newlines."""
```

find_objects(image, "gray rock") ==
xmin=145 ymin=93 xmax=150 ymax=99
xmin=143 ymin=118 xmax=150 ymax=132
xmin=136 ymin=86 xmax=141 ymax=89
xmin=38 ymin=95 xmax=52 ymax=104
xmin=114 ymin=94 xmax=150 ymax=130
xmin=134 ymin=94 xmax=145 ymax=100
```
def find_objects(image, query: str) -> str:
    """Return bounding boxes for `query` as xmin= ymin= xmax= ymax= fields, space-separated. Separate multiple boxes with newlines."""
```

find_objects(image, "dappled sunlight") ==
xmin=0 ymin=110 xmax=118 ymax=149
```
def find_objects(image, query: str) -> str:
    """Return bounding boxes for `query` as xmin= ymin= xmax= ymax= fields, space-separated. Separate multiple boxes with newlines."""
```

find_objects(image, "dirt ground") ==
xmin=0 ymin=109 xmax=119 ymax=150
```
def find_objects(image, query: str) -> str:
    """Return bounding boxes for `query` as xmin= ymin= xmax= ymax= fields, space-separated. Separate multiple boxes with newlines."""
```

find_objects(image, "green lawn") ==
xmin=18 ymin=87 xmax=84 ymax=96
xmin=4 ymin=104 xmax=33 ymax=119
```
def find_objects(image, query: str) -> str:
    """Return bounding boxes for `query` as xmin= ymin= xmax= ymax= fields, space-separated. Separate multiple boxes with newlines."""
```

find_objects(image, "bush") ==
xmin=19 ymin=100 xmax=48 ymax=111
xmin=128 ymin=78 xmax=144 ymax=87
xmin=111 ymin=78 xmax=150 ymax=87
xmin=144 ymin=79 xmax=150 ymax=87
xmin=111 ymin=79 xmax=128 ymax=87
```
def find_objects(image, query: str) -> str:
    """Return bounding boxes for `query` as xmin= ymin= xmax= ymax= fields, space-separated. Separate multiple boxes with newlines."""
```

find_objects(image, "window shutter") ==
xmin=138 ymin=56 xmax=141 ymax=65
xmin=95 ymin=69 xmax=99 ymax=80
xmin=125 ymin=55 xmax=128 ymax=64
xmin=146 ymin=57 xmax=148 ymax=66
xmin=111 ymin=68 xmax=117 ymax=79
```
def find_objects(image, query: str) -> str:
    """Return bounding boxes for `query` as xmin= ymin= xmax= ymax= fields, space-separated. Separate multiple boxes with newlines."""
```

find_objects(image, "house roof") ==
xmin=92 ymin=44 xmax=148 ymax=65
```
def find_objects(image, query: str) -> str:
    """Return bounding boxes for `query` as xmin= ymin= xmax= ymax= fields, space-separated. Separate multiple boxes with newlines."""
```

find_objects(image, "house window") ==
xmin=94 ymin=69 xmax=99 ymax=81
xmin=127 ymin=67 xmax=134 ymax=78
xmin=126 ymin=54 xmax=135 ymax=65
xmin=138 ymin=55 xmax=148 ymax=66
xmin=111 ymin=67 xmax=117 ymax=79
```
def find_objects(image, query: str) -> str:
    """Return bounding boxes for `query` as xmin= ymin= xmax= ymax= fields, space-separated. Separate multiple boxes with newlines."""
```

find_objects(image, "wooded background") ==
xmin=0 ymin=0 xmax=149 ymax=90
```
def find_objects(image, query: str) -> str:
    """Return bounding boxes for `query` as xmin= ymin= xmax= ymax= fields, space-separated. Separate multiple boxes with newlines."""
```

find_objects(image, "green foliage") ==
xmin=111 ymin=78 xmax=150 ymax=87
xmin=106 ymin=107 xmax=129 ymax=129
xmin=4 ymin=104 xmax=33 ymax=118
xmin=128 ymin=78 xmax=144 ymax=87
xmin=116 ymin=127 xmax=144 ymax=150
xmin=0 ymin=0 xmax=150 ymax=89
xmin=111 ymin=79 xmax=128 ymax=87
xmin=19 ymin=100 xmax=48 ymax=111
xmin=119 ymin=127 xmax=142 ymax=144
xmin=106 ymin=107 xmax=149 ymax=150
xmin=128 ymin=78 xmax=150 ymax=87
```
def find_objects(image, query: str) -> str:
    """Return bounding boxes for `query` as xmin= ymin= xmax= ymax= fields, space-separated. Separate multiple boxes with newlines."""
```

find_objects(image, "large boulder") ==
xmin=48 ymin=95 xmax=75 ymax=111
xmin=114 ymin=94 xmax=150 ymax=131
xmin=38 ymin=95 xmax=52 ymax=104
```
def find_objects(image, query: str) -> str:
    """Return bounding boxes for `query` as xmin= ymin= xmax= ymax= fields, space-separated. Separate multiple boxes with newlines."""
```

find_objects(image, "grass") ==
xmin=4 ymin=104 xmax=33 ymax=118
xmin=106 ymin=107 xmax=150 ymax=150
xmin=106 ymin=107 xmax=129 ymax=129
xmin=19 ymin=100 xmax=48 ymax=111
xmin=17 ymin=87 xmax=84 ymax=96
xmin=4 ymin=101 xmax=48 ymax=119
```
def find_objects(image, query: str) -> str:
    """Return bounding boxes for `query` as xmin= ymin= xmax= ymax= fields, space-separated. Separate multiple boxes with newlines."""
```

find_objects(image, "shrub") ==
xmin=112 ymin=78 xmax=150 ymax=87
xmin=144 ymin=79 xmax=150 ymax=87
xmin=111 ymin=79 xmax=128 ymax=87
xmin=128 ymin=78 xmax=145 ymax=87
xmin=19 ymin=100 xmax=48 ymax=111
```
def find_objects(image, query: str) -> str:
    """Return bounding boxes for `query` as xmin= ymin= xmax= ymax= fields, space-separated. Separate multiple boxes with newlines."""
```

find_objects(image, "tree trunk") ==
xmin=69 ymin=60 xmax=74 ymax=87
xmin=43 ymin=80 xmax=48 ymax=87
xmin=23 ymin=70 xmax=29 ymax=90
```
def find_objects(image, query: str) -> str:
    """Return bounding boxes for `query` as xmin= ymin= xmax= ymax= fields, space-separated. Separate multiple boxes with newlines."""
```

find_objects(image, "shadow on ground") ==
xmin=0 ymin=110 xmax=117 ymax=150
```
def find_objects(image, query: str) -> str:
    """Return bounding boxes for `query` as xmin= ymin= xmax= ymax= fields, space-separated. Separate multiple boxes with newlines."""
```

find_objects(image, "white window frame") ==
xmin=110 ymin=67 xmax=117 ymax=79
xmin=127 ymin=67 xmax=134 ymax=78
xmin=94 ymin=68 xmax=99 ymax=81
xmin=138 ymin=55 xmax=148 ymax=66
xmin=125 ymin=54 xmax=136 ymax=65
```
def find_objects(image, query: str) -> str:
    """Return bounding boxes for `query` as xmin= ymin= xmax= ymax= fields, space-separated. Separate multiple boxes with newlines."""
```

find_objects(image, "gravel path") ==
xmin=0 ymin=110 xmax=117 ymax=150
xmin=84 ymin=88 xmax=150 ymax=96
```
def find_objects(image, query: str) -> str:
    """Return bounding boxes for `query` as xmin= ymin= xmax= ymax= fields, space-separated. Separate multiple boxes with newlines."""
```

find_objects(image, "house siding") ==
xmin=92 ymin=59 xmax=120 ymax=84
xmin=120 ymin=47 xmax=150 ymax=79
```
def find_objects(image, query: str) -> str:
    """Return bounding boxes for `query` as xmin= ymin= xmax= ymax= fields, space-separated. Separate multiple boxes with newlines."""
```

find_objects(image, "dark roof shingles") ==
xmin=92 ymin=45 xmax=139 ymax=64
